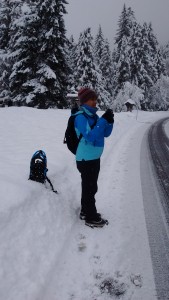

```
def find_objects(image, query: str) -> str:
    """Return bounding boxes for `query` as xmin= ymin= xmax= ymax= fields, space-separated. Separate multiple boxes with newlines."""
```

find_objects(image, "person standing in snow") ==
xmin=75 ymin=87 xmax=114 ymax=227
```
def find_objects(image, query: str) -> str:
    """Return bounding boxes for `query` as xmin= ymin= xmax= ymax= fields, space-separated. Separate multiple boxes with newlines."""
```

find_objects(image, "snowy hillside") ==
xmin=0 ymin=107 xmax=169 ymax=300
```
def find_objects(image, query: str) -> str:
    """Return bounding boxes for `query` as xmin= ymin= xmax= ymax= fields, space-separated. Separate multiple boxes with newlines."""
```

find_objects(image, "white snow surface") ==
xmin=0 ymin=107 xmax=169 ymax=300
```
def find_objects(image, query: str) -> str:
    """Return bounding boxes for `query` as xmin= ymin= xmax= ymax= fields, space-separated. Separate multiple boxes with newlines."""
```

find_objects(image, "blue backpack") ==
xmin=29 ymin=150 xmax=58 ymax=193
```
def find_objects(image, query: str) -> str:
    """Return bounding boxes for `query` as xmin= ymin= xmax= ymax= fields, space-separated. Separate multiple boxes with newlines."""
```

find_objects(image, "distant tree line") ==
xmin=0 ymin=1 xmax=169 ymax=110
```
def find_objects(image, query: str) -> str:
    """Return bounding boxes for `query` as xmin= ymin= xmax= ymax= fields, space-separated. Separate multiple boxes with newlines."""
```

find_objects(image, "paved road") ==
xmin=141 ymin=117 xmax=169 ymax=300
xmin=149 ymin=117 xmax=169 ymax=202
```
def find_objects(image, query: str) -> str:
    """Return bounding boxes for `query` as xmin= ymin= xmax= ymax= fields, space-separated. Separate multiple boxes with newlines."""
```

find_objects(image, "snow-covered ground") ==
xmin=0 ymin=107 xmax=169 ymax=300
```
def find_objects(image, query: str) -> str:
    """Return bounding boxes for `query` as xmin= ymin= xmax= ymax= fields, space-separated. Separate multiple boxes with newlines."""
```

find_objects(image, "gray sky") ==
xmin=64 ymin=0 xmax=169 ymax=49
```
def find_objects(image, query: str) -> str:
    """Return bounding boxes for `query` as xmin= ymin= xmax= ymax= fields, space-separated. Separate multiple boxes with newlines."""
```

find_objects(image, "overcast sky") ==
xmin=64 ymin=0 xmax=169 ymax=49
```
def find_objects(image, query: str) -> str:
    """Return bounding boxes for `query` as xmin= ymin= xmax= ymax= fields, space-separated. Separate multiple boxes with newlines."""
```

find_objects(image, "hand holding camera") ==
xmin=102 ymin=109 xmax=114 ymax=124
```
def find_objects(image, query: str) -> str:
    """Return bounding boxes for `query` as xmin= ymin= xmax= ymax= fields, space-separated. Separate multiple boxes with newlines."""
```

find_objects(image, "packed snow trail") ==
xmin=38 ymin=113 xmax=158 ymax=300
xmin=0 ymin=108 xmax=169 ymax=300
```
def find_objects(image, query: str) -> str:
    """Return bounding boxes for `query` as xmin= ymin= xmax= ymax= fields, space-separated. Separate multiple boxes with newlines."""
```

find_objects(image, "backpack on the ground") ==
xmin=29 ymin=150 xmax=58 ymax=193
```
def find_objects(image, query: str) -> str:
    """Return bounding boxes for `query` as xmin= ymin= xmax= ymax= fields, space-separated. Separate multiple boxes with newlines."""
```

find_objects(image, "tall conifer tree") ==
xmin=99 ymin=38 xmax=112 ymax=95
xmin=75 ymin=28 xmax=111 ymax=108
xmin=0 ymin=0 xmax=23 ymax=104
xmin=94 ymin=25 xmax=104 ymax=66
xmin=115 ymin=4 xmax=135 ymax=50
xmin=10 ymin=0 xmax=69 ymax=108
xmin=66 ymin=35 xmax=77 ymax=92
xmin=113 ymin=5 xmax=135 ymax=95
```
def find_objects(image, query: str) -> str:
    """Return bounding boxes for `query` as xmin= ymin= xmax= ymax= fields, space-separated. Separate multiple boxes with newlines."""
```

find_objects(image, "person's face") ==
xmin=85 ymin=98 xmax=97 ymax=108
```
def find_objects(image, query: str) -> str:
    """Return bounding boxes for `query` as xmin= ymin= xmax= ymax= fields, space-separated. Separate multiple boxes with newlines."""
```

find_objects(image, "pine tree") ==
xmin=99 ymin=38 xmax=112 ymax=95
xmin=0 ymin=0 xmax=22 ymax=49
xmin=162 ymin=42 xmax=169 ymax=59
xmin=147 ymin=75 xmax=169 ymax=111
xmin=147 ymin=23 xmax=166 ymax=79
xmin=9 ymin=2 xmax=40 ymax=106
xmin=140 ymin=23 xmax=157 ymax=91
xmin=129 ymin=22 xmax=143 ymax=87
xmin=115 ymin=4 xmax=135 ymax=50
xmin=94 ymin=26 xmax=113 ymax=98
xmin=10 ymin=0 xmax=69 ymax=108
xmin=75 ymin=28 xmax=98 ymax=88
xmin=0 ymin=0 xmax=11 ymax=50
xmin=111 ymin=48 xmax=118 ymax=96
xmin=155 ymin=48 xmax=166 ymax=78
xmin=94 ymin=25 xmax=104 ymax=66
xmin=113 ymin=5 xmax=167 ymax=110
xmin=114 ymin=5 xmax=136 ymax=95
xmin=75 ymin=28 xmax=112 ymax=109
xmin=66 ymin=35 xmax=77 ymax=93
xmin=0 ymin=0 xmax=23 ymax=104
xmin=114 ymin=35 xmax=131 ymax=95
xmin=37 ymin=0 xmax=69 ymax=108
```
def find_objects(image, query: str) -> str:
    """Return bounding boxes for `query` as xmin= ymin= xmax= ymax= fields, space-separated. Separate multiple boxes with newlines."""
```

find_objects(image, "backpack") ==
xmin=63 ymin=109 xmax=97 ymax=155
xmin=29 ymin=150 xmax=58 ymax=193
xmin=63 ymin=115 xmax=82 ymax=155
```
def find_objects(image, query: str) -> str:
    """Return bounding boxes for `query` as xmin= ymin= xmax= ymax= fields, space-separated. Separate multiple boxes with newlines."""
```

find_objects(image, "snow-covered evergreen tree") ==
xmin=113 ymin=5 xmax=166 ymax=110
xmin=139 ymin=23 xmax=155 ymax=90
xmin=113 ymin=5 xmax=136 ymax=95
xmin=162 ymin=42 xmax=169 ymax=60
xmin=10 ymin=0 xmax=69 ymax=108
xmin=66 ymin=35 xmax=77 ymax=93
xmin=111 ymin=48 xmax=118 ymax=96
xmin=114 ymin=35 xmax=131 ymax=95
xmin=147 ymin=75 xmax=169 ymax=110
xmin=75 ymin=28 xmax=112 ymax=109
xmin=9 ymin=2 xmax=39 ymax=106
xmin=129 ymin=22 xmax=142 ymax=86
xmin=162 ymin=42 xmax=169 ymax=76
xmin=94 ymin=26 xmax=113 ymax=97
xmin=0 ymin=0 xmax=11 ymax=50
xmin=155 ymin=48 xmax=166 ymax=79
xmin=0 ymin=0 xmax=22 ymax=49
xmin=147 ymin=23 xmax=165 ymax=79
xmin=99 ymin=38 xmax=112 ymax=95
xmin=36 ymin=0 xmax=69 ymax=108
xmin=0 ymin=0 xmax=23 ymax=104
xmin=94 ymin=25 xmax=104 ymax=66
xmin=113 ymin=81 xmax=144 ymax=112
xmin=75 ymin=28 xmax=98 ymax=88
xmin=115 ymin=4 xmax=135 ymax=50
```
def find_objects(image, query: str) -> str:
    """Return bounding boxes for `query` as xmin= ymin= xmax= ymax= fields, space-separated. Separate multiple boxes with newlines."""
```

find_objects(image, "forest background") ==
xmin=0 ymin=0 xmax=169 ymax=111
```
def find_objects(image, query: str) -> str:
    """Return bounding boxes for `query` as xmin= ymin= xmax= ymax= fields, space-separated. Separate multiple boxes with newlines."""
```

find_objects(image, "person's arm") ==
xmin=75 ymin=114 xmax=109 ymax=142
xmin=104 ymin=122 xmax=113 ymax=137
xmin=102 ymin=109 xmax=114 ymax=137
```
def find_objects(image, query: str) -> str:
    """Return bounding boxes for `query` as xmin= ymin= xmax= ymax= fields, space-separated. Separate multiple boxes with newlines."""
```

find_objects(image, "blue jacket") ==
xmin=74 ymin=104 xmax=113 ymax=161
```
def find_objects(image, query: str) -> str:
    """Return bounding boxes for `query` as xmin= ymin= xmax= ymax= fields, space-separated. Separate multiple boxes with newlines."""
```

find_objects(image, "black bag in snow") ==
xmin=29 ymin=150 xmax=58 ymax=193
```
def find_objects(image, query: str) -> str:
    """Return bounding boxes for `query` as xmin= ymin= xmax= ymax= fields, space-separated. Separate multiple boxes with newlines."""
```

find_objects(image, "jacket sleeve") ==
xmin=104 ymin=121 xmax=113 ymax=137
xmin=75 ymin=114 xmax=112 ymax=143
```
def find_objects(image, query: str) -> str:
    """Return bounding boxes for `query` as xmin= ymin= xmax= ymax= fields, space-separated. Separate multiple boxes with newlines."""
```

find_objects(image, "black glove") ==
xmin=102 ymin=109 xmax=114 ymax=124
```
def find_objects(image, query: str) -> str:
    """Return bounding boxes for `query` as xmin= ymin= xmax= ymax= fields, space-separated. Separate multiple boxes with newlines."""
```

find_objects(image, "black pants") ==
xmin=76 ymin=159 xmax=100 ymax=219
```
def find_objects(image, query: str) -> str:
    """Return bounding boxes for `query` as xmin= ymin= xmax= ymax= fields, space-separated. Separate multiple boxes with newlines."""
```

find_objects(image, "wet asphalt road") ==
xmin=141 ymin=117 xmax=169 ymax=300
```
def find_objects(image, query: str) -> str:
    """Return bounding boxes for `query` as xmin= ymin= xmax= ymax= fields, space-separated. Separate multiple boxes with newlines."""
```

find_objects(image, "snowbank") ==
xmin=0 ymin=107 xmax=168 ymax=300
